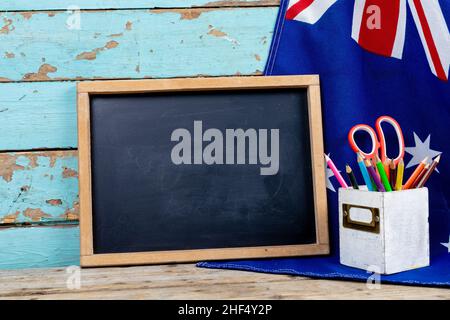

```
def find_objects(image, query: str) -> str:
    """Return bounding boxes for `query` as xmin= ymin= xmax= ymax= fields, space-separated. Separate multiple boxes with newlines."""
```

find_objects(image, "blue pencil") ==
xmin=357 ymin=153 xmax=374 ymax=191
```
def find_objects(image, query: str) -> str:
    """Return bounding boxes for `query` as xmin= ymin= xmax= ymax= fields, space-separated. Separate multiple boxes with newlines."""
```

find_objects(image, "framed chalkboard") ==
xmin=77 ymin=76 xmax=329 ymax=267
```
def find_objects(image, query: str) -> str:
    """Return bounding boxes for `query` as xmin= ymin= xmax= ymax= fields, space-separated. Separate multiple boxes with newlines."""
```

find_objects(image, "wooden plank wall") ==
xmin=0 ymin=0 xmax=279 ymax=269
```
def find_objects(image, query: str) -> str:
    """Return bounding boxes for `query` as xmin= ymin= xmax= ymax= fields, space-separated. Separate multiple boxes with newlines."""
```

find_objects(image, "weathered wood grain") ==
xmin=0 ymin=263 xmax=449 ymax=299
xmin=0 ymin=226 xmax=448 ymax=299
xmin=0 ymin=2 xmax=279 ymax=270
xmin=0 ymin=6 xmax=275 ymax=151
xmin=0 ymin=225 xmax=79 ymax=269
xmin=0 ymin=151 xmax=79 ymax=224
xmin=0 ymin=8 xmax=275 ymax=82
xmin=0 ymin=82 xmax=77 ymax=150
xmin=0 ymin=0 xmax=279 ymax=11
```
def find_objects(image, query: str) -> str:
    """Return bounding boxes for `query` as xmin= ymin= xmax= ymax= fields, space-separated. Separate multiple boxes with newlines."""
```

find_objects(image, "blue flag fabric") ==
xmin=199 ymin=0 xmax=450 ymax=287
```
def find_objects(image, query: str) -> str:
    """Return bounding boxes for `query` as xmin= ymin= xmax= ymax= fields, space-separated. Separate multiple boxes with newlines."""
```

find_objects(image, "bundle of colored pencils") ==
xmin=324 ymin=153 xmax=441 ymax=191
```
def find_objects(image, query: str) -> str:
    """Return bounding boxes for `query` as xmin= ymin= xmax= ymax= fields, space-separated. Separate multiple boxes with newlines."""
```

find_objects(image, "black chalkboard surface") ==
xmin=77 ymin=76 xmax=328 ymax=267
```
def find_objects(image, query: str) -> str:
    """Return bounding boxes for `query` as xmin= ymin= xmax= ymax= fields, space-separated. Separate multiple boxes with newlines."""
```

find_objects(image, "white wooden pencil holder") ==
xmin=338 ymin=187 xmax=429 ymax=275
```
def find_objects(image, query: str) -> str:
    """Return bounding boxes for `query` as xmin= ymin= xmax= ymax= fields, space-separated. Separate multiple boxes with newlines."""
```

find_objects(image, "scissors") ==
xmin=348 ymin=115 xmax=405 ymax=165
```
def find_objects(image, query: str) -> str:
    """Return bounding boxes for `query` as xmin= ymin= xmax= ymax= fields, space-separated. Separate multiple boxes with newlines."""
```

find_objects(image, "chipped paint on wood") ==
xmin=0 ymin=8 xmax=274 ymax=150
xmin=19 ymin=12 xmax=33 ymax=20
xmin=0 ymin=154 xmax=25 ymax=182
xmin=62 ymin=167 xmax=78 ymax=178
xmin=149 ymin=7 xmax=225 ymax=19
xmin=0 ymin=151 xmax=79 ymax=224
xmin=0 ymin=1 xmax=278 ymax=270
xmin=23 ymin=208 xmax=52 ymax=221
xmin=109 ymin=33 xmax=123 ymax=38
xmin=0 ymin=226 xmax=79 ymax=269
xmin=207 ymin=24 xmax=240 ymax=45
xmin=46 ymin=199 xmax=62 ymax=206
xmin=60 ymin=201 xmax=79 ymax=220
xmin=0 ymin=0 xmax=279 ymax=11
xmin=0 ymin=17 xmax=13 ymax=34
xmin=207 ymin=25 xmax=228 ymax=37
xmin=179 ymin=10 xmax=202 ymax=20
xmin=148 ymin=8 xmax=225 ymax=20
xmin=76 ymin=40 xmax=119 ymax=61
xmin=202 ymin=0 xmax=278 ymax=7
xmin=1 ymin=211 xmax=19 ymax=224
xmin=22 ymin=63 xmax=57 ymax=81
xmin=0 ymin=8 xmax=275 ymax=81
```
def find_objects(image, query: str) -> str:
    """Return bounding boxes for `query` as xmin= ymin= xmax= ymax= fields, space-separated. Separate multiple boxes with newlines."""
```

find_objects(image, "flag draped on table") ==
xmin=199 ymin=0 xmax=450 ymax=287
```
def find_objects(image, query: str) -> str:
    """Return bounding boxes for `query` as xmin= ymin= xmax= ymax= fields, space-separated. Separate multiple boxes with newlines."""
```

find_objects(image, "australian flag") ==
xmin=200 ymin=0 xmax=450 ymax=286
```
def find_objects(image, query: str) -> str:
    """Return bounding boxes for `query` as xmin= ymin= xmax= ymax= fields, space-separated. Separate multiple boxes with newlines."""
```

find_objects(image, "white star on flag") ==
xmin=441 ymin=235 xmax=450 ymax=253
xmin=325 ymin=153 xmax=339 ymax=192
xmin=405 ymin=132 xmax=442 ymax=170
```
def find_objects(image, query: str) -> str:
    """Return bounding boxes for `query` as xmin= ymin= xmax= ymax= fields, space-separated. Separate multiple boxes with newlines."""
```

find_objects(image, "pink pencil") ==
xmin=324 ymin=154 xmax=348 ymax=188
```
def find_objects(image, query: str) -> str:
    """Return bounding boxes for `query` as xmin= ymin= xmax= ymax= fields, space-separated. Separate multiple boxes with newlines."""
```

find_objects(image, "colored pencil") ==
xmin=370 ymin=158 xmax=378 ymax=173
xmin=375 ymin=155 xmax=392 ymax=192
xmin=366 ymin=158 xmax=379 ymax=190
xmin=403 ymin=157 xmax=428 ymax=190
xmin=383 ymin=159 xmax=390 ymax=181
xmin=370 ymin=158 xmax=381 ymax=181
xmin=365 ymin=160 xmax=384 ymax=192
xmin=411 ymin=164 xmax=429 ymax=189
xmin=417 ymin=155 xmax=441 ymax=188
xmin=346 ymin=164 xmax=359 ymax=189
xmin=357 ymin=153 xmax=374 ymax=191
xmin=389 ymin=159 xmax=396 ymax=190
xmin=395 ymin=158 xmax=404 ymax=191
xmin=324 ymin=154 xmax=348 ymax=188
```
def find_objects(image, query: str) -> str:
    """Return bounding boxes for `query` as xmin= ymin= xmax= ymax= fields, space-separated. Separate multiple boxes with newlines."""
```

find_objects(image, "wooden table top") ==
xmin=0 ymin=264 xmax=448 ymax=300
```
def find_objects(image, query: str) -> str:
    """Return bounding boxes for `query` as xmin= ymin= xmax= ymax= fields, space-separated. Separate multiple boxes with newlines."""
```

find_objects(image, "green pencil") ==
xmin=375 ymin=155 xmax=392 ymax=192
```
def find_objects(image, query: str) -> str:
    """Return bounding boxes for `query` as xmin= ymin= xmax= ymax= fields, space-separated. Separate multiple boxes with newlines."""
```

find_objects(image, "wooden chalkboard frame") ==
xmin=77 ymin=75 xmax=329 ymax=267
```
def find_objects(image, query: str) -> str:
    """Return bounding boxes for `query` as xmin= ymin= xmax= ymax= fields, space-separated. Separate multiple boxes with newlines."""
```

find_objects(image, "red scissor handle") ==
xmin=375 ymin=116 xmax=405 ymax=165
xmin=348 ymin=124 xmax=379 ymax=162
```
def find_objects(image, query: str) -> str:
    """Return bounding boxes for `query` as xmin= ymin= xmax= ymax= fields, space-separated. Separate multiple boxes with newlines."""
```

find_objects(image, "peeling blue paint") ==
xmin=0 ymin=8 xmax=275 ymax=81
xmin=0 ymin=152 xmax=79 ymax=223
xmin=0 ymin=3 xmax=277 ymax=269
xmin=0 ymin=0 xmax=273 ymax=11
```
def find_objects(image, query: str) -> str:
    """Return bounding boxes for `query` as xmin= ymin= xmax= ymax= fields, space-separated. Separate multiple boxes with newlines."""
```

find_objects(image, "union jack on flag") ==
xmin=285 ymin=0 xmax=449 ymax=81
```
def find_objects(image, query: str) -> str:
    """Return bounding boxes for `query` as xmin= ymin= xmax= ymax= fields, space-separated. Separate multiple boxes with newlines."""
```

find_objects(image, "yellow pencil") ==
xmin=395 ymin=158 xmax=404 ymax=191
